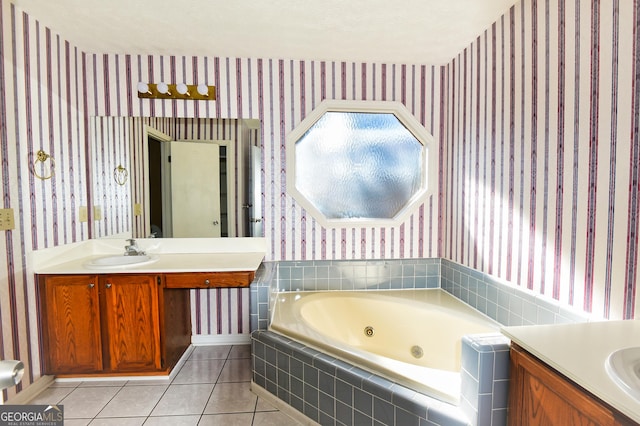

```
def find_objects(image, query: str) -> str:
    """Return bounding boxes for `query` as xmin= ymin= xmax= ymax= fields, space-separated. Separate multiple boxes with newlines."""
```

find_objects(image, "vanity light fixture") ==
xmin=136 ymin=82 xmax=216 ymax=100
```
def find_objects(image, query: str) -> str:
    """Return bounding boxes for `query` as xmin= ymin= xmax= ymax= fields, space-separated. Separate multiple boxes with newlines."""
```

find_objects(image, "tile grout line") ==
xmin=38 ymin=344 xmax=293 ymax=425
xmin=197 ymin=345 xmax=232 ymax=423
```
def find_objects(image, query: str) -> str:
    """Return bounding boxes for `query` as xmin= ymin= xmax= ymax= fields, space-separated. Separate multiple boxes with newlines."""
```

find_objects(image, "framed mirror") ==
xmin=89 ymin=116 xmax=263 ymax=239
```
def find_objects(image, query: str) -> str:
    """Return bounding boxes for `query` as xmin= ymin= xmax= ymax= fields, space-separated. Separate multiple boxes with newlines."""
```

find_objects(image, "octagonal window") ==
xmin=286 ymin=100 xmax=434 ymax=227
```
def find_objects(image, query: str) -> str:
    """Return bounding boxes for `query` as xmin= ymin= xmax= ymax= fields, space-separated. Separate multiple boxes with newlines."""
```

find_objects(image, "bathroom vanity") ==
xmin=39 ymin=273 xmax=187 ymax=376
xmin=32 ymin=238 xmax=265 ymax=377
xmin=503 ymin=321 xmax=640 ymax=425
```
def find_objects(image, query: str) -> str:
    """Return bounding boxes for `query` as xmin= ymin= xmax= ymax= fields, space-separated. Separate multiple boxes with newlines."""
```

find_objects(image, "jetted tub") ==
xmin=269 ymin=288 xmax=500 ymax=404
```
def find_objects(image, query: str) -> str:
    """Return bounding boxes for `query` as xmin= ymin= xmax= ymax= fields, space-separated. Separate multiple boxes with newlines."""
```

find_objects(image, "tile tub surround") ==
xmin=249 ymin=258 xmax=592 ymax=425
xmin=459 ymin=335 xmax=511 ymax=426
xmin=439 ymin=259 xmax=592 ymax=326
xmin=250 ymin=259 xmax=592 ymax=332
xmin=252 ymin=331 xmax=510 ymax=426
xmin=252 ymin=330 xmax=472 ymax=426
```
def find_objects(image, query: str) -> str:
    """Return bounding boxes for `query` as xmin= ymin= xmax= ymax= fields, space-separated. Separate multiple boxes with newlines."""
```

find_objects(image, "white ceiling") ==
xmin=11 ymin=0 xmax=518 ymax=65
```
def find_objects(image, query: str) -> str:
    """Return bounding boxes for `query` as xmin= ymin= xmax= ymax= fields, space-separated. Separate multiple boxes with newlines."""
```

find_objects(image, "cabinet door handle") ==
xmin=88 ymin=283 xmax=95 ymax=288
xmin=204 ymin=279 xmax=210 ymax=286
xmin=105 ymin=283 xmax=112 ymax=288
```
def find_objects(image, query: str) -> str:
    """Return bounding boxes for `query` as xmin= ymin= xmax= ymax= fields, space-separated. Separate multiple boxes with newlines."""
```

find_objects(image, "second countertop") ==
xmin=502 ymin=320 xmax=640 ymax=424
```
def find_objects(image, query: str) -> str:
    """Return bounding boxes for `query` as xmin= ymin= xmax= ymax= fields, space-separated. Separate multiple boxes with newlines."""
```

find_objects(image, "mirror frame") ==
xmin=90 ymin=116 xmax=262 ymax=239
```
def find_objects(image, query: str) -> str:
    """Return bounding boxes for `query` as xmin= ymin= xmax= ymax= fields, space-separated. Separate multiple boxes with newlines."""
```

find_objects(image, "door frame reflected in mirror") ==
xmin=145 ymin=125 xmax=172 ymax=238
xmin=144 ymin=125 xmax=241 ymax=239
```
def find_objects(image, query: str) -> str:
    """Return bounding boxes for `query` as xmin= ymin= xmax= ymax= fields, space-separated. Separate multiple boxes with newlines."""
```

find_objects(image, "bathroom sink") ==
xmin=84 ymin=254 xmax=157 ymax=269
xmin=605 ymin=347 xmax=640 ymax=401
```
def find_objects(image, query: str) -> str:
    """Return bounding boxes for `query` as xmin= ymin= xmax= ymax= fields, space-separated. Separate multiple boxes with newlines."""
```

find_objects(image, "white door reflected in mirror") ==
xmin=169 ymin=141 xmax=221 ymax=238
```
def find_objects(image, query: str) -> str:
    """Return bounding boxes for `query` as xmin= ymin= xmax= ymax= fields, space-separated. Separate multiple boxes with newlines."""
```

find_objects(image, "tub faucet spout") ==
xmin=124 ymin=238 xmax=145 ymax=256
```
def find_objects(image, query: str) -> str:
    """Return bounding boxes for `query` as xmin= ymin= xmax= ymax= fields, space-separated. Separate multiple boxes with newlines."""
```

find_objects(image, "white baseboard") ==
xmin=5 ymin=375 xmax=55 ymax=405
xmin=54 ymin=346 xmax=195 ymax=383
xmin=191 ymin=334 xmax=251 ymax=346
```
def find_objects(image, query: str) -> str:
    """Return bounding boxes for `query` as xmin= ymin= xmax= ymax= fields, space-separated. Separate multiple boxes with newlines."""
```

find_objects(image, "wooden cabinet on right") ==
xmin=508 ymin=343 xmax=637 ymax=426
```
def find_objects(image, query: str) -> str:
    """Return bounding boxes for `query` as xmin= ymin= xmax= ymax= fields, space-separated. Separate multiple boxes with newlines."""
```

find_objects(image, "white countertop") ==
xmin=31 ymin=237 xmax=267 ymax=274
xmin=502 ymin=320 xmax=640 ymax=424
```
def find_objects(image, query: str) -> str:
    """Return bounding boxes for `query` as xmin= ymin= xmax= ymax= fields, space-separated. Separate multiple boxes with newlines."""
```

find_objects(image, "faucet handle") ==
xmin=123 ymin=238 xmax=144 ymax=256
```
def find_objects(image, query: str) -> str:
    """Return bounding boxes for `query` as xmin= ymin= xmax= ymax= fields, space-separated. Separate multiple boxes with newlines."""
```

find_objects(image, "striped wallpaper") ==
xmin=0 ymin=0 xmax=90 ymax=398
xmin=84 ymin=55 xmax=444 ymax=262
xmin=1 ymin=0 xmax=639 ymax=400
xmin=444 ymin=0 xmax=640 ymax=320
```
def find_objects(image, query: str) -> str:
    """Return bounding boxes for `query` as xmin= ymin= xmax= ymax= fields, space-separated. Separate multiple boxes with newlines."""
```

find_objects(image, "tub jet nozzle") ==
xmin=411 ymin=345 xmax=424 ymax=358
xmin=364 ymin=326 xmax=375 ymax=337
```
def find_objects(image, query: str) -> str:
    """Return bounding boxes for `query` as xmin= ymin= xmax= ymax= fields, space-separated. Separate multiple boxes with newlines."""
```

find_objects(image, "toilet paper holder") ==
xmin=0 ymin=360 xmax=24 ymax=390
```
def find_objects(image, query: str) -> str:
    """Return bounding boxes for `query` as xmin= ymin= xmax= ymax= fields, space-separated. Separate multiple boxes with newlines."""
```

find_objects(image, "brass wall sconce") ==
xmin=31 ymin=150 xmax=55 ymax=180
xmin=137 ymin=82 xmax=216 ymax=100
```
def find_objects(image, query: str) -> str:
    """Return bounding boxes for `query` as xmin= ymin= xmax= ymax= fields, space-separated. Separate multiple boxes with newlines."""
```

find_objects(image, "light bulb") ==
xmin=176 ymin=83 xmax=190 ymax=95
xmin=137 ymin=82 xmax=150 ymax=94
xmin=197 ymin=84 xmax=209 ymax=96
xmin=157 ymin=82 xmax=170 ymax=94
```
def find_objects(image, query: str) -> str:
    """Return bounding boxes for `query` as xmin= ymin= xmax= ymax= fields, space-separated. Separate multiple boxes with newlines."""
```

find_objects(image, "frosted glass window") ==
xmin=286 ymin=100 xmax=433 ymax=227
xmin=295 ymin=112 xmax=422 ymax=219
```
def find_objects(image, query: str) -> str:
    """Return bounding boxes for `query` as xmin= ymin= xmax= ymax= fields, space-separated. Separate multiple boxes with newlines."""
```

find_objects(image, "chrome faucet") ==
xmin=124 ymin=238 xmax=145 ymax=256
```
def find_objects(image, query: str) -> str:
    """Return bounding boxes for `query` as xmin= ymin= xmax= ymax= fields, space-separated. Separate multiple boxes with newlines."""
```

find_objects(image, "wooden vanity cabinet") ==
xmin=38 ymin=274 xmax=190 ymax=376
xmin=508 ymin=343 xmax=636 ymax=426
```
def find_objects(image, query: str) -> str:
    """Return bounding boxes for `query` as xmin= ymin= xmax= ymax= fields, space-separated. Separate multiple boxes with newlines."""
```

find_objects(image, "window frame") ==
xmin=285 ymin=100 xmax=436 ymax=228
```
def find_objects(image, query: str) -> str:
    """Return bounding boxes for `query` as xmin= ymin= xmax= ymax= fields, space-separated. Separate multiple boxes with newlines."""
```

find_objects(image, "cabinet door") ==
xmin=40 ymin=275 xmax=103 ymax=374
xmin=101 ymin=275 xmax=161 ymax=372
xmin=508 ymin=344 xmax=616 ymax=426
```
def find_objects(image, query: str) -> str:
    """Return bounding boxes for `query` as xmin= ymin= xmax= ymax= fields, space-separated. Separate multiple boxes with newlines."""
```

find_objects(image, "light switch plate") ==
xmin=93 ymin=205 xmax=102 ymax=221
xmin=79 ymin=206 xmax=88 ymax=222
xmin=134 ymin=203 xmax=142 ymax=216
xmin=0 ymin=208 xmax=15 ymax=230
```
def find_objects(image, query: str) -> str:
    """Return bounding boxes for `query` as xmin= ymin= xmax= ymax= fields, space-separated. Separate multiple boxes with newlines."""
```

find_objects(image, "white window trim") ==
xmin=285 ymin=100 xmax=436 ymax=228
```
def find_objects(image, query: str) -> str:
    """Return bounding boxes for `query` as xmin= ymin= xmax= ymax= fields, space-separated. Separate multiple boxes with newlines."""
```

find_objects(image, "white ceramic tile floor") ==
xmin=28 ymin=345 xmax=301 ymax=426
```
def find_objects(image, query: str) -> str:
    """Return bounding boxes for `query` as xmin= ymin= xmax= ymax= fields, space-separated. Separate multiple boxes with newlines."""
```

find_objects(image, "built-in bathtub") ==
xmin=251 ymin=258 xmax=588 ymax=425
xmin=269 ymin=289 xmax=500 ymax=405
